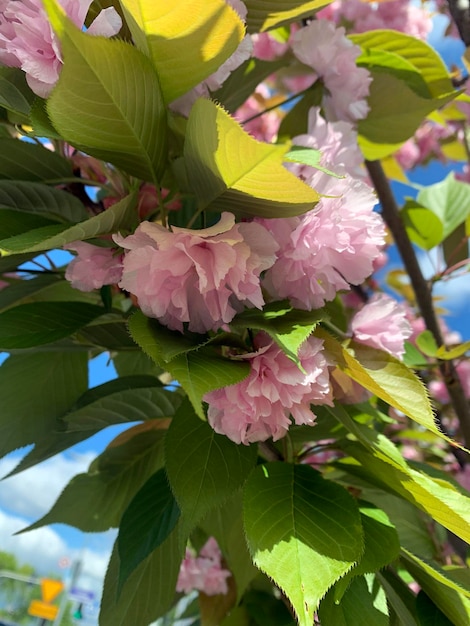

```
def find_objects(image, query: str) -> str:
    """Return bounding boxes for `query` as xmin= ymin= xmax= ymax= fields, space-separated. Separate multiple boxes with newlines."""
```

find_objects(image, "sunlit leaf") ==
xmin=244 ymin=0 xmax=332 ymax=32
xmin=244 ymin=463 xmax=363 ymax=626
xmin=418 ymin=173 xmax=470 ymax=239
xmin=182 ymin=98 xmax=319 ymax=217
xmin=119 ymin=0 xmax=245 ymax=102
xmin=316 ymin=328 xmax=447 ymax=443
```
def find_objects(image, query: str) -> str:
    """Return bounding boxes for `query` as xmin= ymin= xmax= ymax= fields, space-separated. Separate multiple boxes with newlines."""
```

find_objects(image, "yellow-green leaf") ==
xmin=182 ymin=98 xmax=319 ymax=217
xmin=244 ymin=0 xmax=331 ymax=33
xmin=119 ymin=0 xmax=245 ymax=101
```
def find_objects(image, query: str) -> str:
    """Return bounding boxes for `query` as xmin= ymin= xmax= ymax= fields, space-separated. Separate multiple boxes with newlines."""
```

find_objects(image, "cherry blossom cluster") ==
xmin=176 ymin=537 xmax=231 ymax=596
xmin=317 ymin=0 xmax=433 ymax=40
xmin=0 ymin=0 xmax=418 ymax=446
xmin=0 ymin=0 xmax=121 ymax=97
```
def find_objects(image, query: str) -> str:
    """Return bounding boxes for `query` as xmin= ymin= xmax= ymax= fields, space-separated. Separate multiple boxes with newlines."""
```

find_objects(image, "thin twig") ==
xmin=366 ymin=160 xmax=470 ymax=451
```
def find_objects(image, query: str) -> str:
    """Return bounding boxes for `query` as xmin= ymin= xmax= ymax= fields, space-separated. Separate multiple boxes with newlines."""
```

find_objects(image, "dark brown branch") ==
xmin=366 ymin=160 xmax=470 ymax=452
xmin=445 ymin=0 xmax=470 ymax=46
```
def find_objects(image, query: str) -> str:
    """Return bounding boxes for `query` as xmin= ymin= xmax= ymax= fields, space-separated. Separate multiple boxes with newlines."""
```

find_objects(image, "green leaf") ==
xmin=316 ymin=329 xmax=446 ymax=444
xmin=243 ymin=463 xmax=363 ymax=626
xmin=117 ymin=468 xmax=180 ymax=591
xmin=182 ymin=98 xmax=319 ymax=217
xmin=350 ymin=30 xmax=454 ymax=99
xmin=400 ymin=200 xmax=444 ymax=250
xmin=358 ymin=73 xmax=456 ymax=160
xmin=213 ymin=57 xmax=287 ymax=113
xmin=0 ymin=192 xmax=137 ymax=254
xmin=231 ymin=301 xmax=325 ymax=366
xmin=24 ymin=422 xmax=167 ymax=532
xmin=442 ymin=222 xmax=468 ymax=267
xmin=349 ymin=504 xmax=400 ymax=580
xmin=128 ymin=311 xmax=250 ymax=418
xmin=112 ymin=350 xmax=163 ymax=377
xmin=284 ymin=146 xmax=343 ymax=178
xmin=417 ymin=174 xmax=470 ymax=240
xmin=119 ymin=0 xmax=245 ymax=102
xmin=319 ymin=575 xmax=389 ymax=626
xmin=243 ymin=590 xmax=296 ymax=626
xmin=44 ymin=0 xmax=167 ymax=183
xmin=377 ymin=569 xmax=419 ymax=626
xmin=0 ymin=67 xmax=34 ymax=116
xmin=202 ymin=493 xmax=258 ymax=601
xmin=5 ymin=427 xmax=102 ymax=478
xmin=0 ymin=275 xmax=62 ymax=312
xmin=100 ymin=529 xmax=182 ymax=626
xmin=401 ymin=550 xmax=470 ymax=626
xmin=77 ymin=315 xmax=138 ymax=350
xmin=0 ymin=180 xmax=88 ymax=223
xmin=244 ymin=0 xmax=331 ymax=32
xmin=402 ymin=341 xmax=430 ymax=369
xmin=332 ymin=411 xmax=470 ymax=545
xmin=415 ymin=331 xmax=439 ymax=358
xmin=0 ymin=209 xmax=58 ymax=240
xmin=64 ymin=376 xmax=181 ymax=431
xmin=0 ymin=351 xmax=87 ymax=457
xmin=0 ymin=139 xmax=72 ymax=181
xmin=435 ymin=340 xmax=470 ymax=360
xmin=416 ymin=592 xmax=454 ymax=626
xmin=165 ymin=398 xmax=257 ymax=539
xmin=0 ymin=301 xmax=104 ymax=349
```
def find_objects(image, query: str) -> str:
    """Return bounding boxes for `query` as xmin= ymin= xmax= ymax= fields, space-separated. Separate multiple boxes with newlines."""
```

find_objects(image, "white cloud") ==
xmin=0 ymin=451 xmax=96 ymax=520
xmin=0 ymin=508 xmax=68 ymax=575
xmin=0 ymin=507 xmax=115 ymax=607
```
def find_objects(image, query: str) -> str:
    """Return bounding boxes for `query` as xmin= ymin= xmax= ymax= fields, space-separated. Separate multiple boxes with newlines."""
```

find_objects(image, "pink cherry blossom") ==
xmin=289 ymin=107 xmax=364 ymax=179
xmin=64 ymin=241 xmax=123 ymax=292
xmin=114 ymin=213 xmax=278 ymax=334
xmin=290 ymin=19 xmax=371 ymax=123
xmin=205 ymin=333 xmax=332 ymax=444
xmin=351 ymin=293 xmax=413 ymax=359
xmin=317 ymin=0 xmax=432 ymax=40
xmin=176 ymin=537 xmax=231 ymax=596
xmin=258 ymin=176 xmax=385 ymax=310
xmin=252 ymin=32 xmax=288 ymax=60
xmin=0 ymin=0 xmax=122 ymax=97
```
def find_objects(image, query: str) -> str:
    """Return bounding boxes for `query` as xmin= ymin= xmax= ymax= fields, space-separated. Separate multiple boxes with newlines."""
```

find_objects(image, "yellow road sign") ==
xmin=40 ymin=578 xmax=64 ymax=603
xmin=28 ymin=599 xmax=59 ymax=620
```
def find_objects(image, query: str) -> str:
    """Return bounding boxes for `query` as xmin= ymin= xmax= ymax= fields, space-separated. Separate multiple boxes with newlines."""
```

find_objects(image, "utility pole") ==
xmin=52 ymin=560 xmax=82 ymax=626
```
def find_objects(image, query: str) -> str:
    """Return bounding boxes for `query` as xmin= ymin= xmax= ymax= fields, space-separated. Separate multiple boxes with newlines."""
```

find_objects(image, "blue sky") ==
xmin=0 ymin=11 xmax=469 ymax=617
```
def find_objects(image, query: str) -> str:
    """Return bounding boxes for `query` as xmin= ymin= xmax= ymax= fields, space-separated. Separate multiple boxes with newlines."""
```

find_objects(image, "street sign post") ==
xmin=28 ymin=578 xmax=64 ymax=623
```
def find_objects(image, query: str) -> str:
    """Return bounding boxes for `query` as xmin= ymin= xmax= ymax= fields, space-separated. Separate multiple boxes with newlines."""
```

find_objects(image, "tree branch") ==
xmin=366 ymin=159 xmax=470 ymax=452
xmin=445 ymin=0 xmax=470 ymax=47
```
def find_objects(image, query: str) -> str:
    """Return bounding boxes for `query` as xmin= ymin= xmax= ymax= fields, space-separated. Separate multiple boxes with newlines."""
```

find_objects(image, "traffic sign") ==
xmin=70 ymin=587 xmax=95 ymax=603
xmin=28 ymin=599 xmax=59 ymax=620
xmin=40 ymin=578 xmax=64 ymax=603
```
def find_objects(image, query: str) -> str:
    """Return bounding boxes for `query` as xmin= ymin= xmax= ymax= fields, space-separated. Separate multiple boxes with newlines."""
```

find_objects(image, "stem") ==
xmin=240 ymin=88 xmax=311 ymax=125
xmin=366 ymin=159 xmax=470 ymax=451
xmin=259 ymin=441 xmax=284 ymax=462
